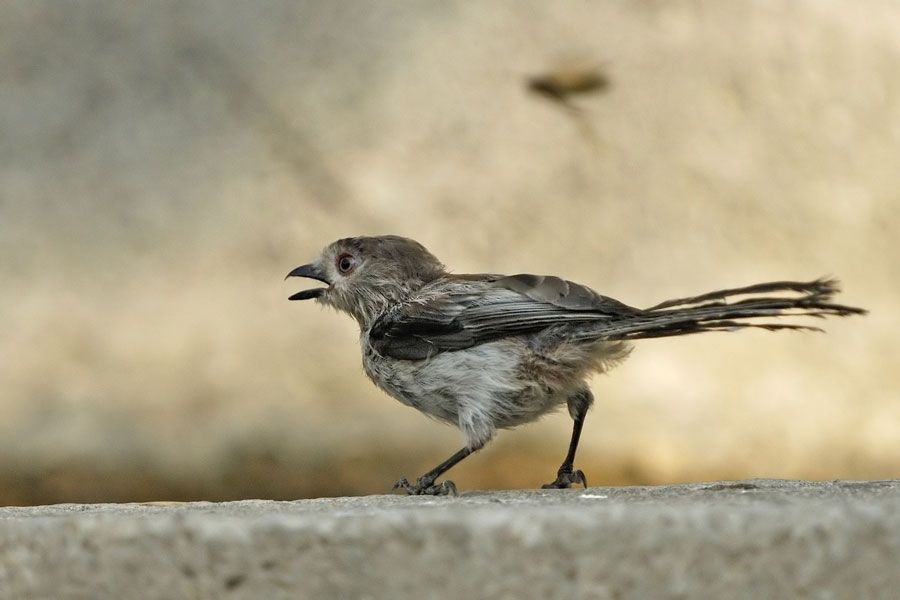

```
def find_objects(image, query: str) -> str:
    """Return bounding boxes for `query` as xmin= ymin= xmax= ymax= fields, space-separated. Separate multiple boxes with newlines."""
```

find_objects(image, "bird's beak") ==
xmin=286 ymin=264 xmax=330 ymax=300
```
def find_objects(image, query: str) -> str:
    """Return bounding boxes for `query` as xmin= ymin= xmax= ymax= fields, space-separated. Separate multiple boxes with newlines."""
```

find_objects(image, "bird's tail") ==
xmin=586 ymin=278 xmax=866 ymax=341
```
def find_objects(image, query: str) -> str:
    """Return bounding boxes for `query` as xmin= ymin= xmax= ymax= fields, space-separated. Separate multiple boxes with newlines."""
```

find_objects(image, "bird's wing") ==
xmin=369 ymin=274 xmax=639 ymax=360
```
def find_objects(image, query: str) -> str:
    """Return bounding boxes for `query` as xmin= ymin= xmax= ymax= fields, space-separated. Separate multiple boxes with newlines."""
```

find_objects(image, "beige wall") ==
xmin=1 ymin=1 xmax=896 ymax=503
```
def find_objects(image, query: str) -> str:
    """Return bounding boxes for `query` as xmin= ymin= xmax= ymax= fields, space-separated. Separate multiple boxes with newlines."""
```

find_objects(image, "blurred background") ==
xmin=1 ymin=1 xmax=897 ymax=505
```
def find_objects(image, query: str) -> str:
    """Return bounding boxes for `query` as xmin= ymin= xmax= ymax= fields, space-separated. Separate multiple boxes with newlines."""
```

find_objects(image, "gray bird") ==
xmin=287 ymin=235 xmax=865 ymax=495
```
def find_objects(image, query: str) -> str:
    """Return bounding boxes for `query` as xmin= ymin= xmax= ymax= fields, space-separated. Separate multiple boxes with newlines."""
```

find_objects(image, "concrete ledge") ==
xmin=1 ymin=479 xmax=898 ymax=599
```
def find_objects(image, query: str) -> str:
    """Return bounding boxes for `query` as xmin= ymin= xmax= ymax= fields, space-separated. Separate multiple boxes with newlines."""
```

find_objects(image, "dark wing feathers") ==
xmin=368 ymin=275 xmax=865 ymax=361
xmin=499 ymin=274 xmax=634 ymax=312
xmin=369 ymin=274 xmax=638 ymax=360
xmin=368 ymin=295 xmax=473 ymax=359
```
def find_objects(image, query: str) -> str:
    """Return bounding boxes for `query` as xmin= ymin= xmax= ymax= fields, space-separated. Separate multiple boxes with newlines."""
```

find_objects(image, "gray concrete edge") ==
xmin=1 ymin=479 xmax=898 ymax=599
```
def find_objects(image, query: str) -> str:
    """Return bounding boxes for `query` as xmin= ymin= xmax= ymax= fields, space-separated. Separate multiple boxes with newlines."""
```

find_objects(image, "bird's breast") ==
xmin=360 ymin=336 xmax=570 ymax=430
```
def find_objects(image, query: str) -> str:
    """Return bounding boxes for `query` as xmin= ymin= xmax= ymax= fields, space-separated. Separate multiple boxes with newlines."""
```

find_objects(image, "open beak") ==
xmin=285 ymin=264 xmax=330 ymax=300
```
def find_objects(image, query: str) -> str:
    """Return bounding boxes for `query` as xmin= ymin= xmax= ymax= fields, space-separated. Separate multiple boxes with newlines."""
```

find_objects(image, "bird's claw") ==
xmin=392 ymin=476 xmax=458 ymax=496
xmin=542 ymin=468 xmax=587 ymax=489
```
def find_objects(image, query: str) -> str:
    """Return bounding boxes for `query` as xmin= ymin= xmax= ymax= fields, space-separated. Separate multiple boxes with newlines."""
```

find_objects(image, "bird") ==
xmin=286 ymin=235 xmax=865 ymax=495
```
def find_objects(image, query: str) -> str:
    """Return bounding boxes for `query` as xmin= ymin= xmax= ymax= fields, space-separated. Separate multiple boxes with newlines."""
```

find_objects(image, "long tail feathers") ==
xmin=590 ymin=278 xmax=866 ymax=341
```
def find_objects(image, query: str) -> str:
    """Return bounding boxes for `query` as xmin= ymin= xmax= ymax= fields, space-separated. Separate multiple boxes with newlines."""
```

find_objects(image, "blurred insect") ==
xmin=526 ymin=60 xmax=611 ymax=150
xmin=527 ymin=62 xmax=611 ymax=107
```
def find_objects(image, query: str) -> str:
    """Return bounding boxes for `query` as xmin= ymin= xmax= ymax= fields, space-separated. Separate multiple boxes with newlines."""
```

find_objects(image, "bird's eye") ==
xmin=336 ymin=252 xmax=357 ymax=274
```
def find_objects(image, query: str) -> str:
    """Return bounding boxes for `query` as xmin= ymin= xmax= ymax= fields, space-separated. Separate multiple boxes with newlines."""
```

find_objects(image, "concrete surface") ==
xmin=1 ymin=479 xmax=898 ymax=599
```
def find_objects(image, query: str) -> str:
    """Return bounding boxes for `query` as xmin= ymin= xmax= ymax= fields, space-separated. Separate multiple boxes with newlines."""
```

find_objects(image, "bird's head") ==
xmin=286 ymin=235 xmax=446 ymax=326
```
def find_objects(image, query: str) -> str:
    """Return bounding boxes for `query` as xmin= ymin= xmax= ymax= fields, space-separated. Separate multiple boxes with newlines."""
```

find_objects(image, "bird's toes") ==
xmin=424 ymin=480 xmax=458 ymax=496
xmin=392 ymin=477 xmax=458 ymax=496
xmin=542 ymin=468 xmax=588 ymax=489
xmin=391 ymin=477 xmax=414 ymax=494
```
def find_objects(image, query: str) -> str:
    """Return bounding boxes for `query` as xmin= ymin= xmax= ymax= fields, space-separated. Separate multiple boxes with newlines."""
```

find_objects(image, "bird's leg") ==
xmin=392 ymin=446 xmax=476 ymax=496
xmin=543 ymin=389 xmax=592 ymax=489
xmin=542 ymin=414 xmax=588 ymax=488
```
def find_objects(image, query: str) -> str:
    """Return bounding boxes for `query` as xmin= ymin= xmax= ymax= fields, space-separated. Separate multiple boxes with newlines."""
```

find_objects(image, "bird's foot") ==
xmin=392 ymin=476 xmax=458 ymax=496
xmin=542 ymin=467 xmax=587 ymax=489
